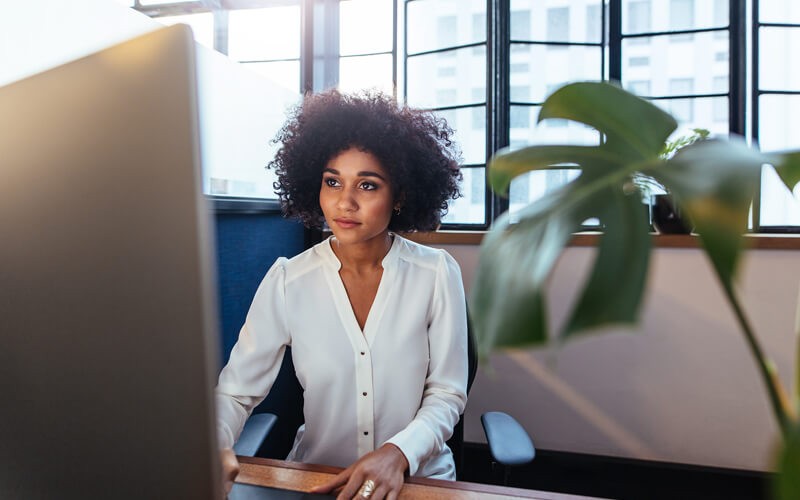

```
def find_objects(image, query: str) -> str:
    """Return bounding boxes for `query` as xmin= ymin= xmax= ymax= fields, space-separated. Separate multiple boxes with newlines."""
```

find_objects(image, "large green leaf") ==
xmin=471 ymin=82 xmax=675 ymax=356
xmin=489 ymin=145 xmax=619 ymax=195
xmin=470 ymin=187 xmax=581 ymax=357
xmin=540 ymin=82 xmax=677 ymax=160
xmin=653 ymin=139 xmax=763 ymax=290
xmin=563 ymin=187 xmax=651 ymax=337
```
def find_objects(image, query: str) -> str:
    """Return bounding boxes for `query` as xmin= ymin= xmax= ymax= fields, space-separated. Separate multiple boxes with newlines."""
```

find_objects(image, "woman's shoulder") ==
xmin=394 ymin=234 xmax=459 ymax=271
xmin=268 ymin=239 xmax=332 ymax=283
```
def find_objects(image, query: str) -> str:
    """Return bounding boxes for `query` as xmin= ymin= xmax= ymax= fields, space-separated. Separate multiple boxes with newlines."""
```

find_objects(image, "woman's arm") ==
xmin=215 ymin=259 xmax=292 ymax=450
xmin=385 ymin=250 xmax=469 ymax=476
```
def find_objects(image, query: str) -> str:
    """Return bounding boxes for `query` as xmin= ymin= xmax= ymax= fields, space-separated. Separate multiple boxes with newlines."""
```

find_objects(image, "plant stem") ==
xmin=718 ymin=277 xmax=793 ymax=438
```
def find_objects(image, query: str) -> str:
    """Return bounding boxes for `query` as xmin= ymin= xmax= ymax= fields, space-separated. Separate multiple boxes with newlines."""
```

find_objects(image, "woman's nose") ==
xmin=337 ymin=189 xmax=358 ymax=211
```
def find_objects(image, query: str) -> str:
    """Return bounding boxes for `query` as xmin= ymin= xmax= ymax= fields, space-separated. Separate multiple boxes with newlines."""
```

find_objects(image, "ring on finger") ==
xmin=356 ymin=479 xmax=376 ymax=499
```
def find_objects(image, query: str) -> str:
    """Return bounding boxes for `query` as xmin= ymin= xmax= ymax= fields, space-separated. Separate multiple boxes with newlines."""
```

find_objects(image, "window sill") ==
xmin=402 ymin=231 xmax=800 ymax=250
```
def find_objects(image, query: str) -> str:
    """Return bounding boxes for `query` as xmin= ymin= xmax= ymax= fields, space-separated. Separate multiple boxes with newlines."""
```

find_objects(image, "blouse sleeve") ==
xmin=215 ymin=258 xmax=291 ymax=450
xmin=386 ymin=251 xmax=469 ymax=476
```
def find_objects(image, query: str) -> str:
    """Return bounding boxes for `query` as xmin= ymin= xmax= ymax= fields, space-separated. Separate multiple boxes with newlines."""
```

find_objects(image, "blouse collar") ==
xmin=318 ymin=233 xmax=401 ymax=271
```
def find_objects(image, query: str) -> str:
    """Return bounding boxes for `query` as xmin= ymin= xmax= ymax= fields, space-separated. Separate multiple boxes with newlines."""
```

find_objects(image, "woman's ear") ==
xmin=393 ymin=196 xmax=405 ymax=216
xmin=393 ymin=192 xmax=406 ymax=213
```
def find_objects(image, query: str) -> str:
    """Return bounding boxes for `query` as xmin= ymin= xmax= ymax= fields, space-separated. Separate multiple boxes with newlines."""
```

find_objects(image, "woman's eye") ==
xmin=324 ymin=178 xmax=340 ymax=187
xmin=360 ymin=181 xmax=377 ymax=191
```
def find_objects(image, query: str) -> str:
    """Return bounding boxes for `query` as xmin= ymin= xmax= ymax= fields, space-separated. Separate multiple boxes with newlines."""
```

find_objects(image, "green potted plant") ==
xmin=636 ymin=127 xmax=710 ymax=234
xmin=469 ymin=81 xmax=800 ymax=498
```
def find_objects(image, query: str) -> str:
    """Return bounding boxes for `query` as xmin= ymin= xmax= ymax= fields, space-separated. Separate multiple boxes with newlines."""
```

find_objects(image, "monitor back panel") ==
xmin=0 ymin=25 xmax=221 ymax=499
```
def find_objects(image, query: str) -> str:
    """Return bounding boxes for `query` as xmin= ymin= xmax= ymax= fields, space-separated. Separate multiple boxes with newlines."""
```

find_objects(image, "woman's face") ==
xmin=319 ymin=147 xmax=396 ymax=246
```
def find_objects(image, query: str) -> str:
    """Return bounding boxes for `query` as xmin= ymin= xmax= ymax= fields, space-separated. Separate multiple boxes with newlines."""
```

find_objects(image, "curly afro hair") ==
xmin=269 ymin=89 xmax=462 ymax=232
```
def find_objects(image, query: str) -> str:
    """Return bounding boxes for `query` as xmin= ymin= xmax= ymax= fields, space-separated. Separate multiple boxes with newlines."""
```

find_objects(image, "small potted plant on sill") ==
xmin=634 ymin=127 xmax=710 ymax=234
xmin=470 ymin=81 xmax=800 ymax=498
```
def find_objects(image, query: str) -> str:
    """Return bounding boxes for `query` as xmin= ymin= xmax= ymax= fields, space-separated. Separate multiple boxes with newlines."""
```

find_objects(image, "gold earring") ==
xmin=394 ymin=206 xmax=401 ymax=215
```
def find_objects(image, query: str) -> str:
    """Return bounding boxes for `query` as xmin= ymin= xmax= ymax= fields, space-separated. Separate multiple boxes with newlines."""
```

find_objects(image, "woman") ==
xmin=216 ymin=90 xmax=467 ymax=500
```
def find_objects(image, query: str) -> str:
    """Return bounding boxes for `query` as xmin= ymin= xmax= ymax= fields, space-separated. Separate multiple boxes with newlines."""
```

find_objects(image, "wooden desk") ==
xmin=236 ymin=456 xmax=600 ymax=499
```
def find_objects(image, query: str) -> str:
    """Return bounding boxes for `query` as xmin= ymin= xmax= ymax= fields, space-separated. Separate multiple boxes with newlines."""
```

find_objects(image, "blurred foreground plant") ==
xmin=469 ymin=81 xmax=800 ymax=498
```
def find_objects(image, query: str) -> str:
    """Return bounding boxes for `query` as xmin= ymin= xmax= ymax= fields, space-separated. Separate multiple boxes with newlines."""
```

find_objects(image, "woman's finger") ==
xmin=336 ymin=473 xmax=368 ymax=500
xmin=367 ymin=483 xmax=389 ymax=500
xmin=309 ymin=469 xmax=351 ymax=494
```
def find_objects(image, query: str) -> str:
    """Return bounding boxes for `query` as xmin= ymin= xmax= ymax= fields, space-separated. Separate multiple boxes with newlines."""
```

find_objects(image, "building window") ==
xmin=586 ymin=4 xmax=603 ymax=43
xmin=511 ymin=9 xmax=531 ymax=40
xmin=135 ymin=1 xmax=800 ymax=231
xmin=547 ymin=7 xmax=570 ymax=42
xmin=670 ymin=0 xmax=694 ymax=31
xmin=626 ymin=0 xmax=651 ymax=33
xmin=627 ymin=80 xmax=651 ymax=96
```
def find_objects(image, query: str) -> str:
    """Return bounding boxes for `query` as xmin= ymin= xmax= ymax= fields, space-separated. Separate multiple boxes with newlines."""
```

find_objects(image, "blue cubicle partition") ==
xmin=214 ymin=212 xmax=305 ymax=363
xmin=213 ymin=210 xmax=307 ymax=458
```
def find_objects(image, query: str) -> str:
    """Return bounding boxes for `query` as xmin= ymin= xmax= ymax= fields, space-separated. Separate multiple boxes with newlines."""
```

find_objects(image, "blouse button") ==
xmin=362 ymin=392 xmax=367 ymax=396
xmin=363 ymin=431 xmax=369 ymax=436
xmin=360 ymin=351 xmax=365 ymax=355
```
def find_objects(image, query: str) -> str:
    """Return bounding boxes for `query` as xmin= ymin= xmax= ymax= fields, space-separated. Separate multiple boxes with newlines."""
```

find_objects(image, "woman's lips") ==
xmin=334 ymin=218 xmax=360 ymax=229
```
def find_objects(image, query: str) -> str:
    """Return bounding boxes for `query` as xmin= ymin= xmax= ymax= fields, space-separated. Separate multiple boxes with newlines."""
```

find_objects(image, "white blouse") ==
xmin=215 ymin=235 xmax=468 ymax=479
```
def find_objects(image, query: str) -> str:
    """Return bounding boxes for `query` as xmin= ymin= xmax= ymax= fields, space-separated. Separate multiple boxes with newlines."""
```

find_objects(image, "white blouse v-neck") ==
xmin=215 ymin=235 xmax=468 ymax=479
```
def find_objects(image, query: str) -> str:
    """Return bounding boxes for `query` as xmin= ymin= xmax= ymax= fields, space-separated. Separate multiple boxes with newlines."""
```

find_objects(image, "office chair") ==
xmin=235 ymin=309 xmax=535 ymax=485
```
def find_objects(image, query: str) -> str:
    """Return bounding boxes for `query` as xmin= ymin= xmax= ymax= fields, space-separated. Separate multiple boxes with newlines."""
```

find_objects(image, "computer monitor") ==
xmin=0 ymin=25 xmax=222 ymax=499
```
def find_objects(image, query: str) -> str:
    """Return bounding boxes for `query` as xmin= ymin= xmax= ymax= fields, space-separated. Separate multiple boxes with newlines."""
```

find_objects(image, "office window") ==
xmin=505 ymin=0 xmax=604 ymax=214
xmin=712 ymin=75 xmax=728 ymax=123
xmin=136 ymin=0 xmax=400 ymax=201
xmin=131 ymin=1 xmax=800 ymax=230
xmin=510 ymin=85 xmax=530 ymax=102
xmin=406 ymin=0 xmax=488 ymax=225
xmin=586 ymin=4 xmax=603 ymax=43
xmin=625 ymin=0 xmax=651 ymax=34
xmin=670 ymin=0 xmax=694 ymax=31
xmin=547 ymin=7 xmax=570 ymax=42
xmin=667 ymin=78 xmax=694 ymax=122
xmin=510 ymin=62 xmax=530 ymax=73
xmin=511 ymin=9 xmax=531 ymax=40
xmin=473 ymin=13 xmax=487 ymax=40
xmin=628 ymin=80 xmax=651 ymax=96
xmin=339 ymin=0 xmax=394 ymax=95
xmin=757 ymin=1 xmax=800 ymax=227
xmin=713 ymin=0 xmax=728 ymax=27
xmin=510 ymin=105 xmax=532 ymax=129
xmin=435 ymin=89 xmax=458 ymax=107
xmin=437 ymin=16 xmax=458 ymax=47
xmin=228 ymin=6 xmax=301 ymax=94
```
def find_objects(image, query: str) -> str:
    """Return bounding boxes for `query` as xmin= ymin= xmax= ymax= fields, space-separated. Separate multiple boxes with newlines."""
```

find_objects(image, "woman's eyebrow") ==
xmin=322 ymin=167 xmax=386 ymax=181
xmin=357 ymin=171 xmax=386 ymax=180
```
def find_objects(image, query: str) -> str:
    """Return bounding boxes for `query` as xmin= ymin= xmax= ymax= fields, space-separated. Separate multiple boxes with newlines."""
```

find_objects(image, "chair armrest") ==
xmin=481 ymin=411 xmax=535 ymax=466
xmin=233 ymin=413 xmax=278 ymax=457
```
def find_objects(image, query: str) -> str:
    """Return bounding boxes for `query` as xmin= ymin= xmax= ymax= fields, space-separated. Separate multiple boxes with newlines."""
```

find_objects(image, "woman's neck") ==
xmin=331 ymin=232 xmax=393 ymax=273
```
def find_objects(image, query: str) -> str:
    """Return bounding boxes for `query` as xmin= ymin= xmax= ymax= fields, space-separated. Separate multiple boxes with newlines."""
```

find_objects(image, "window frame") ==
xmin=136 ymin=0 xmax=398 ymax=215
xmin=137 ymin=1 xmax=798 ymax=233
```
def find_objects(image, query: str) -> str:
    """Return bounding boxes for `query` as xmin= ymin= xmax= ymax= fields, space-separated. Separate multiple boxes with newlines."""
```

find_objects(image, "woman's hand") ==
xmin=309 ymin=443 xmax=409 ymax=500
xmin=220 ymin=447 xmax=240 ymax=497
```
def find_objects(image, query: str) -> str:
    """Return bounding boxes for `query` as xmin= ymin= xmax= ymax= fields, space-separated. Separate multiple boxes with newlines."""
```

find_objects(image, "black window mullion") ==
xmin=301 ymin=0 xmax=314 ymax=93
xmin=392 ymin=0 xmax=398 ymax=101
xmin=601 ymin=0 xmax=607 ymax=80
xmin=608 ymin=0 xmax=622 ymax=82
xmin=730 ymin=0 xmax=746 ymax=138
xmin=489 ymin=0 xmax=510 ymax=221
xmin=751 ymin=0 xmax=761 ymax=230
